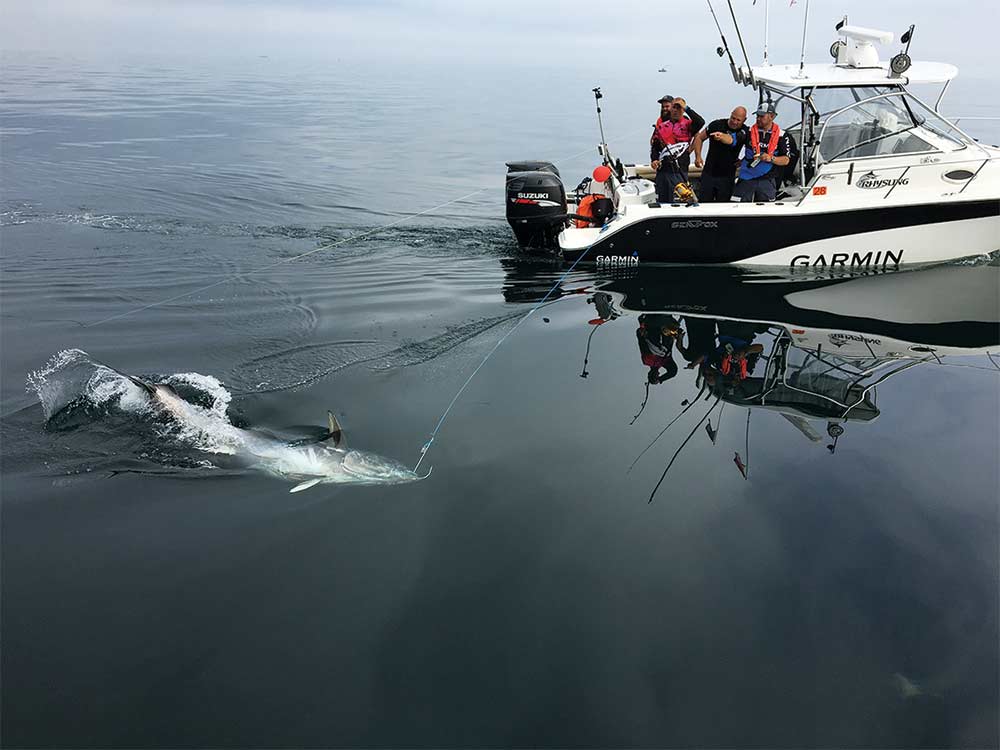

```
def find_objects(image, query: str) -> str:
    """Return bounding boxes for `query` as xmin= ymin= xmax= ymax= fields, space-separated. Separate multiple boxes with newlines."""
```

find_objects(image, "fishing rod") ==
xmin=706 ymin=0 xmax=743 ymax=84
xmin=648 ymin=395 xmax=722 ymax=504
xmin=593 ymin=87 xmax=611 ymax=167
xmin=795 ymin=0 xmax=812 ymax=80
xmin=762 ymin=0 xmax=770 ymax=66
xmin=726 ymin=0 xmax=757 ymax=88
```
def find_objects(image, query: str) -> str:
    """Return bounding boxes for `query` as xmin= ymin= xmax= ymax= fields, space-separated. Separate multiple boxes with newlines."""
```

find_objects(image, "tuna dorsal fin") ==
xmin=326 ymin=411 xmax=344 ymax=448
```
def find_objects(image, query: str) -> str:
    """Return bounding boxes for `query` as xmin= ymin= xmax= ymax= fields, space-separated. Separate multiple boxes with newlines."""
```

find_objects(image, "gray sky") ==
xmin=2 ymin=0 xmax=995 ymax=71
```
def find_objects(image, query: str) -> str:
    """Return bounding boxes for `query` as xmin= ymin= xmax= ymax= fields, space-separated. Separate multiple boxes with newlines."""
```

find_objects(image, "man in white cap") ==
xmin=733 ymin=103 xmax=791 ymax=202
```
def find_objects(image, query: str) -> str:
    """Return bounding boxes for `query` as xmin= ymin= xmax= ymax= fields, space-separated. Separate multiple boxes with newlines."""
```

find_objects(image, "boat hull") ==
xmin=560 ymin=199 xmax=1000 ymax=267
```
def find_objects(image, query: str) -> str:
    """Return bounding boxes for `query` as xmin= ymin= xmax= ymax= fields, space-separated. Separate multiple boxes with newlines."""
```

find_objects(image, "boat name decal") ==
xmin=790 ymin=250 xmax=903 ymax=268
xmin=829 ymin=333 xmax=882 ymax=347
xmin=856 ymin=171 xmax=909 ymax=190
xmin=670 ymin=220 xmax=719 ymax=229
xmin=595 ymin=255 xmax=639 ymax=267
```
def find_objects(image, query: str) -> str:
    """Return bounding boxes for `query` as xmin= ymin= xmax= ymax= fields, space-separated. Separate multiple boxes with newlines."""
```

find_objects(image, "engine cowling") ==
xmin=505 ymin=161 xmax=566 ymax=250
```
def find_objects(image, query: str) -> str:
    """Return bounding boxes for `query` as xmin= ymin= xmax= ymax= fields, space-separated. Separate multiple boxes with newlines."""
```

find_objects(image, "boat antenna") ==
xmin=706 ymin=0 xmax=742 ymax=84
xmin=592 ymin=87 xmax=611 ymax=166
xmin=726 ymin=0 xmax=757 ymax=88
xmin=794 ymin=0 xmax=812 ymax=79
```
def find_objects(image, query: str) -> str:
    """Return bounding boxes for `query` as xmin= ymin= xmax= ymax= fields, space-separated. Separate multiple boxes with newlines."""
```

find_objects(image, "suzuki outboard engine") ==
xmin=505 ymin=161 xmax=567 ymax=250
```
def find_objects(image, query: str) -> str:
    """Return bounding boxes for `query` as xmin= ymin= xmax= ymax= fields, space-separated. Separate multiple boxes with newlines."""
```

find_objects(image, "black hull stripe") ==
xmin=563 ymin=200 xmax=1000 ymax=263
xmin=598 ymin=269 xmax=1000 ymax=349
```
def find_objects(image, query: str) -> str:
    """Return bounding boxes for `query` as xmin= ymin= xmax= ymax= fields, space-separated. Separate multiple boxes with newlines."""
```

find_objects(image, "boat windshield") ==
xmin=809 ymin=86 xmax=966 ymax=162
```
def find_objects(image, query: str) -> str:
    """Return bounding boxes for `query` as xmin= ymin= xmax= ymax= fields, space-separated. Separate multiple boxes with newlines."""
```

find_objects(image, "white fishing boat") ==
xmin=505 ymin=12 xmax=1000 ymax=268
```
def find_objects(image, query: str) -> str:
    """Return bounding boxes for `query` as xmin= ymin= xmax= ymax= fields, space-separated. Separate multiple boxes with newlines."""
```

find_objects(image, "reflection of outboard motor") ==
xmin=505 ymin=161 xmax=567 ymax=249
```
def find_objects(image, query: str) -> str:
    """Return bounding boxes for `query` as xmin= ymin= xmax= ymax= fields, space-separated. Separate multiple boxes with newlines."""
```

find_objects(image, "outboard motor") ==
xmin=505 ymin=161 xmax=567 ymax=250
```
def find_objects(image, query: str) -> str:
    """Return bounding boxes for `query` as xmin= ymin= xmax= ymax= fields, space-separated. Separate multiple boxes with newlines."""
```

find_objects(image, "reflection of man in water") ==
xmin=637 ymin=314 xmax=681 ymax=384
xmin=676 ymin=317 xmax=719 ymax=367
xmin=695 ymin=320 xmax=769 ymax=390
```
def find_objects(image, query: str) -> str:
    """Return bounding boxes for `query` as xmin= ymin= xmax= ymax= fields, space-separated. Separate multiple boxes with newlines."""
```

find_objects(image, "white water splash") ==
xmin=26 ymin=349 xmax=422 ymax=490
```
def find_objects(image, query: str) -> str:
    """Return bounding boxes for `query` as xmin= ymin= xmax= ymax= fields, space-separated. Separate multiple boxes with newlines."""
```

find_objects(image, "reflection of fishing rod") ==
xmin=630 ymin=381 xmax=651 ymax=425
xmin=706 ymin=400 xmax=725 ymax=443
xmin=628 ymin=385 xmax=706 ymax=473
xmin=649 ymin=395 xmax=722 ymax=504
xmin=580 ymin=319 xmax=606 ymax=378
xmin=734 ymin=408 xmax=750 ymax=479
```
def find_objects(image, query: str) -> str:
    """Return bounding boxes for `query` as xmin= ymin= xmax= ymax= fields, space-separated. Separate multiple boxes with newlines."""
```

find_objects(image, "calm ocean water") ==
xmin=2 ymin=51 xmax=998 ymax=748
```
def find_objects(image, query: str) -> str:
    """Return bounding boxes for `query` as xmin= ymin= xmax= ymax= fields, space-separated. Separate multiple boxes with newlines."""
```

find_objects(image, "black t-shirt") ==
xmin=703 ymin=119 xmax=749 ymax=177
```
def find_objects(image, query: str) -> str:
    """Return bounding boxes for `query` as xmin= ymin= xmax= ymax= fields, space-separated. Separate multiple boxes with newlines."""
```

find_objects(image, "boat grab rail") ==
xmin=898 ymin=89 xmax=991 ymax=158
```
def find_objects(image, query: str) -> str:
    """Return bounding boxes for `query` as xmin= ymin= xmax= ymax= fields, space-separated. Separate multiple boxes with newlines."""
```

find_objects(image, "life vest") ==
xmin=719 ymin=354 xmax=749 ymax=380
xmin=575 ymin=195 xmax=613 ymax=229
xmin=750 ymin=122 xmax=781 ymax=157
xmin=739 ymin=124 xmax=782 ymax=180
xmin=654 ymin=116 xmax=695 ymax=145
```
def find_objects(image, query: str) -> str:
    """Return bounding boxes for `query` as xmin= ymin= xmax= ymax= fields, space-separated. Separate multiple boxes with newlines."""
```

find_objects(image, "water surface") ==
xmin=2 ymin=52 xmax=998 ymax=748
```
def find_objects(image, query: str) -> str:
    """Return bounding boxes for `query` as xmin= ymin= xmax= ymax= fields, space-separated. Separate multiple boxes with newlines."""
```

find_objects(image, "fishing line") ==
xmin=83 ymin=188 xmax=490 ymax=328
xmin=648 ymin=395 xmax=722 ymax=504
xmin=413 ymin=247 xmax=595 ymax=473
xmin=82 ymin=131 xmax=647 ymax=329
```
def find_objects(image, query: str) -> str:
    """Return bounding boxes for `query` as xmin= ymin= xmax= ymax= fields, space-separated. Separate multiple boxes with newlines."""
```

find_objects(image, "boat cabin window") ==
xmin=817 ymin=89 xmax=931 ymax=160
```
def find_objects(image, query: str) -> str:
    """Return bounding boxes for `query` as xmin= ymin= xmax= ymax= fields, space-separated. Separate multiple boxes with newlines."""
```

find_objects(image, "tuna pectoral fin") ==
xmin=289 ymin=478 xmax=323 ymax=493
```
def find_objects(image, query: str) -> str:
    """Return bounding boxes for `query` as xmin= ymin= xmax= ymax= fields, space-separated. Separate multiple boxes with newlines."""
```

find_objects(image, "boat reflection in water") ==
xmin=504 ymin=260 xmax=1000 ymax=499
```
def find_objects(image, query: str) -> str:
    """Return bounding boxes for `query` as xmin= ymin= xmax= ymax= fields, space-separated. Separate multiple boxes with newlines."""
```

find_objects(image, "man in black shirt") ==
xmin=691 ymin=107 xmax=748 ymax=203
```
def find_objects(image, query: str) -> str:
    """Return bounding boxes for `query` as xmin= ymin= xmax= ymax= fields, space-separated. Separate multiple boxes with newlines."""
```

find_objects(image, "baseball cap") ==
xmin=657 ymin=94 xmax=674 ymax=103
xmin=754 ymin=103 xmax=777 ymax=116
